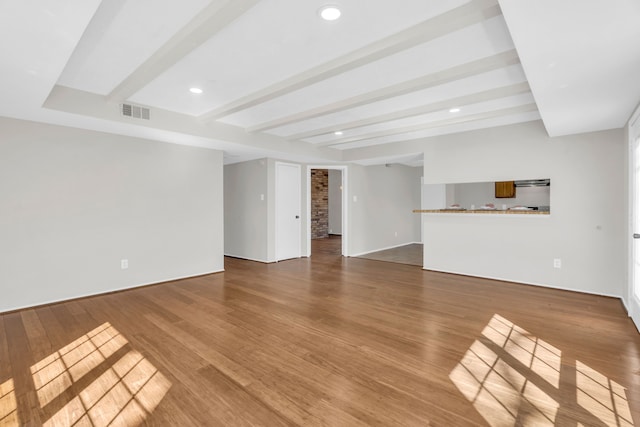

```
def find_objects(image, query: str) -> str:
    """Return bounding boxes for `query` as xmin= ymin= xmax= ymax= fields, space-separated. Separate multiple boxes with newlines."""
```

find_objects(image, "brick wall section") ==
xmin=311 ymin=169 xmax=329 ymax=239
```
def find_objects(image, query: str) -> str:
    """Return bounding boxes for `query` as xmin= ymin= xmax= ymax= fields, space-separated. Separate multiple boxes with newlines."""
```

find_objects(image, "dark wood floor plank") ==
xmin=2 ymin=236 xmax=640 ymax=426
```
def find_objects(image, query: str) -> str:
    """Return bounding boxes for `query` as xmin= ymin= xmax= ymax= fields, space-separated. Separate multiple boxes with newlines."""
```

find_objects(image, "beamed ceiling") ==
xmin=1 ymin=0 xmax=639 ymax=166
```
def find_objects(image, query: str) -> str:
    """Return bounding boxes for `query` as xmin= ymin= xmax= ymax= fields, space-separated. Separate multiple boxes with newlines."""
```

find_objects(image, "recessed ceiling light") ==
xmin=190 ymin=87 xmax=203 ymax=94
xmin=319 ymin=5 xmax=341 ymax=21
xmin=449 ymin=108 xmax=460 ymax=113
xmin=334 ymin=131 xmax=343 ymax=136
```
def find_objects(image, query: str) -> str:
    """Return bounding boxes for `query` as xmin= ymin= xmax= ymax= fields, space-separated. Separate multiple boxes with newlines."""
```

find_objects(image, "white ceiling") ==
xmin=1 ymin=0 xmax=639 ymax=166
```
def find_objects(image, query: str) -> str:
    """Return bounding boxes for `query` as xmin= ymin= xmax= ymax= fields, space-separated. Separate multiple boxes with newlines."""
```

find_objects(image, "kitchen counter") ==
xmin=413 ymin=209 xmax=549 ymax=215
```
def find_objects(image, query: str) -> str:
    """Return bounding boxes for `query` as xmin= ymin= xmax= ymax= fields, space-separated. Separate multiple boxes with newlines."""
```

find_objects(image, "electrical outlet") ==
xmin=394 ymin=231 xmax=398 ymax=237
xmin=121 ymin=259 xmax=129 ymax=269
xmin=353 ymin=195 xmax=358 ymax=202
xmin=553 ymin=258 xmax=561 ymax=269
xmin=260 ymin=194 xmax=264 ymax=201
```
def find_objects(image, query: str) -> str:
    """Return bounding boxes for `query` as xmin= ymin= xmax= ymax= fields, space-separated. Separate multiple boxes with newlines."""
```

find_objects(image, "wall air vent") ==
xmin=120 ymin=103 xmax=150 ymax=120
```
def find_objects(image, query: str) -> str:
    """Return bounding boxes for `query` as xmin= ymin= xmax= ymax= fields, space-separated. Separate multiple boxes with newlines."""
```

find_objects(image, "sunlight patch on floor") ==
xmin=0 ymin=379 xmax=18 ymax=426
xmin=26 ymin=322 xmax=171 ymax=427
xmin=577 ymin=361 xmax=634 ymax=427
xmin=450 ymin=314 xmax=633 ymax=427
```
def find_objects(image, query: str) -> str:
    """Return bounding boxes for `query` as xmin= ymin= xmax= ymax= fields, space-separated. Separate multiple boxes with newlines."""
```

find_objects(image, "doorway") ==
xmin=306 ymin=165 xmax=348 ymax=257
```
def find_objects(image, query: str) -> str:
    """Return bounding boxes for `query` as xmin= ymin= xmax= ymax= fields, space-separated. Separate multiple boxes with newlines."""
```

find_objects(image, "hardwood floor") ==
xmin=2 ymin=237 xmax=639 ymax=426
xmin=355 ymin=242 xmax=423 ymax=266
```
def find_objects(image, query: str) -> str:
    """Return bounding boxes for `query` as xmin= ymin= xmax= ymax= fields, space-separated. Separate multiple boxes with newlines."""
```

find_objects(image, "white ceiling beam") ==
xmin=283 ymin=70 xmax=528 ymax=141
xmin=250 ymin=50 xmax=521 ymax=134
xmin=107 ymin=0 xmax=260 ymax=102
xmin=318 ymin=103 xmax=539 ymax=147
xmin=199 ymin=0 xmax=502 ymax=121
xmin=45 ymin=85 xmax=341 ymax=162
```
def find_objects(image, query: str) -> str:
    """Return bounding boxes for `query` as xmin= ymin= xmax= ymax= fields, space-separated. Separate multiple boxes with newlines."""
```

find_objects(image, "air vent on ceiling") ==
xmin=120 ymin=103 xmax=150 ymax=120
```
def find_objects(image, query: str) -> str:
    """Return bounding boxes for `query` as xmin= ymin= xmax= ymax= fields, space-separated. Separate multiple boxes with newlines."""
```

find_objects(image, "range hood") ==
xmin=514 ymin=179 xmax=550 ymax=187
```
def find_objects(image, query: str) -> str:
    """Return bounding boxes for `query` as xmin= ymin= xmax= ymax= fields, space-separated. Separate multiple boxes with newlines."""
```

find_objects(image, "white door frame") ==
xmin=628 ymin=105 xmax=640 ymax=330
xmin=275 ymin=162 xmax=302 ymax=261
xmin=306 ymin=165 xmax=348 ymax=257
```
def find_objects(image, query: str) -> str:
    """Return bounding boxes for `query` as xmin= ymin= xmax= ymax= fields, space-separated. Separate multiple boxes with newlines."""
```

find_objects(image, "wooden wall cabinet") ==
xmin=495 ymin=181 xmax=516 ymax=198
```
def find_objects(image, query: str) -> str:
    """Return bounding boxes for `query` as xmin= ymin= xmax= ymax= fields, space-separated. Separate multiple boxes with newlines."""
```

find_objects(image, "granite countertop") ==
xmin=413 ymin=209 xmax=550 ymax=215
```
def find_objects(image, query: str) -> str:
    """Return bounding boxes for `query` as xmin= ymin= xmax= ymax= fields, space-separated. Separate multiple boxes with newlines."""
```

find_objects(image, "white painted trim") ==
xmin=627 ymin=102 xmax=640 ymax=328
xmin=306 ymin=165 xmax=349 ymax=257
xmin=422 ymin=267 xmax=625 ymax=301
xmin=629 ymin=297 xmax=640 ymax=333
xmin=350 ymin=241 xmax=422 ymax=258
xmin=0 ymin=269 xmax=224 ymax=314
xmin=224 ymin=253 xmax=273 ymax=264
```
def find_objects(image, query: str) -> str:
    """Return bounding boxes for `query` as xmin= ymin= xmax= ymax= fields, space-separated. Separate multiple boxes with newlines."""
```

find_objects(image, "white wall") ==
xmin=224 ymin=159 xmax=269 ymax=262
xmin=348 ymin=164 xmax=422 ymax=256
xmin=420 ymin=121 xmax=625 ymax=298
xmin=421 ymin=183 xmax=447 ymax=244
xmin=422 ymin=184 xmax=447 ymax=209
xmin=328 ymin=169 xmax=342 ymax=235
xmin=0 ymin=117 xmax=224 ymax=312
xmin=452 ymin=181 xmax=550 ymax=209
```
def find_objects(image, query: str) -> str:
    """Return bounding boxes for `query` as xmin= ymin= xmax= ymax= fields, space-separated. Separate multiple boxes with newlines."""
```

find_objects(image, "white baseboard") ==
xmin=1 ymin=268 xmax=224 ymax=314
xmin=350 ymin=241 xmax=422 ymax=258
xmin=224 ymin=253 xmax=274 ymax=263
xmin=627 ymin=294 xmax=640 ymax=333
xmin=422 ymin=266 xmax=625 ymax=301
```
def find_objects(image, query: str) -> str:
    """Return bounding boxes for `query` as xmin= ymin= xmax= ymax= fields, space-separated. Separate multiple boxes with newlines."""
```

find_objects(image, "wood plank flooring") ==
xmin=1 ymin=236 xmax=639 ymax=426
xmin=355 ymin=242 xmax=423 ymax=266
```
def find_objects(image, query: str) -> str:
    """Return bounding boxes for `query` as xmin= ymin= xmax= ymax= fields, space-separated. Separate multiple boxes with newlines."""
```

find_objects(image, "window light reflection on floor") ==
xmin=27 ymin=322 xmax=171 ymax=426
xmin=450 ymin=314 xmax=634 ymax=427
xmin=577 ymin=361 xmax=634 ymax=427
xmin=30 ymin=322 xmax=129 ymax=408
xmin=481 ymin=314 xmax=562 ymax=389
xmin=0 ymin=379 xmax=18 ymax=425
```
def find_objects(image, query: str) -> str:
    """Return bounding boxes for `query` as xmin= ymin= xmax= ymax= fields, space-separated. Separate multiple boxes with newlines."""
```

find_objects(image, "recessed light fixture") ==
xmin=190 ymin=87 xmax=203 ymax=94
xmin=449 ymin=108 xmax=460 ymax=113
xmin=319 ymin=5 xmax=341 ymax=21
xmin=334 ymin=131 xmax=343 ymax=136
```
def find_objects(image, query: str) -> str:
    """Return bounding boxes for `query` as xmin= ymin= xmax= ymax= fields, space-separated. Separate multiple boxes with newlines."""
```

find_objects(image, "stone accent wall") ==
xmin=311 ymin=169 xmax=329 ymax=239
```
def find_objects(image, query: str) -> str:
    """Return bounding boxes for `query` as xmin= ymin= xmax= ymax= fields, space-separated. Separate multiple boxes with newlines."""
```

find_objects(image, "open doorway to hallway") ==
xmin=307 ymin=166 xmax=348 ymax=257
xmin=311 ymin=234 xmax=342 ymax=256
xmin=310 ymin=168 xmax=342 ymax=239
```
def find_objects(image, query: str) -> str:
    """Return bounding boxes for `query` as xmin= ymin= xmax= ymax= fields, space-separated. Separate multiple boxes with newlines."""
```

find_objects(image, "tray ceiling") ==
xmin=1 ymin=0 xmax=638 ymax=165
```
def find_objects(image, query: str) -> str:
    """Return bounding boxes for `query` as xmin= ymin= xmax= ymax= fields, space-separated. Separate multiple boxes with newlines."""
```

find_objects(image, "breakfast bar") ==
xmin=413 ymin=209 xmax=550 ymax=215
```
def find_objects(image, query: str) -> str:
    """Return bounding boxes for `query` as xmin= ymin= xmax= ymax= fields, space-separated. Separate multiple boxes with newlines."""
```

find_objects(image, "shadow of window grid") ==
xmin=27 ymin=322 xmax=171 ymax=427
xmin=450 ymin=314 xmax=634 ymax=427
